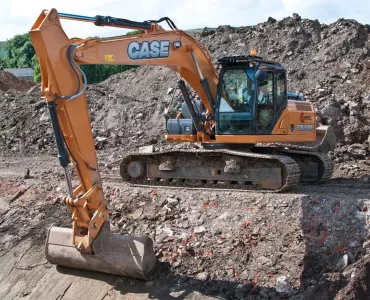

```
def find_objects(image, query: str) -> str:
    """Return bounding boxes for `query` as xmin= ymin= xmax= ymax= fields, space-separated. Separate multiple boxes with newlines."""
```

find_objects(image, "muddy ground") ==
xmin=0 ymin=154 xmax=369 ymax=300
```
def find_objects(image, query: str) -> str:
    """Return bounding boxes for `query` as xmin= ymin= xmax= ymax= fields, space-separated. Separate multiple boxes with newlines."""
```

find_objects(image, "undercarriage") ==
xmin=120 ymin=145 xmax=333 ymax=192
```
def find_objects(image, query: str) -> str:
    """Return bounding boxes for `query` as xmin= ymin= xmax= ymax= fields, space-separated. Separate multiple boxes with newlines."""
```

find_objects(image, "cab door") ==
xmin=215 ymin=67 xmax=255 ymax=135
xmin=255 ymin=68 xmax=287 ymax=134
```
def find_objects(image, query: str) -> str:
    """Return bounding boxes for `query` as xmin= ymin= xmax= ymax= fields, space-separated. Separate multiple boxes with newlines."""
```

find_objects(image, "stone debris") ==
xmin=275 ymin=276 xmax=293 ymax=294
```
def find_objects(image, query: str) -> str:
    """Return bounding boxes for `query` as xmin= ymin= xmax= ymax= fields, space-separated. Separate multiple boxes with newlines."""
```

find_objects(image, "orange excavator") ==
xmin=29 ymin=9 xmax=335 ymax=278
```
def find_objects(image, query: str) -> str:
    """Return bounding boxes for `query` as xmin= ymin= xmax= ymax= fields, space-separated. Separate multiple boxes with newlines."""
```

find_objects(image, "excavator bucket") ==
xmin=45 ymin=222 xmax=158 ymax=280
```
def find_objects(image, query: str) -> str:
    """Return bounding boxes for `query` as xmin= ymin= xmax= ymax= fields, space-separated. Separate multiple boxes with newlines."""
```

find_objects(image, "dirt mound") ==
xmin=1 ymin=16 xmax=369 ymax=175
xmin=0 ymin=70 xmax=35 ymax=92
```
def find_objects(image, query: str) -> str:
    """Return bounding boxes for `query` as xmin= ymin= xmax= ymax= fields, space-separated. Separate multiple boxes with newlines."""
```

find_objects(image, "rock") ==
xmin=194 ymin=226 xmax=206 ymax=234
xmin=39 ymin=112 xmax=49 ymax=122
xmin=292 ymin=13 xmax=301 ymax=21
xmin=350 ymin=68 xmax=359 ymax=74
xmin=276 ymin=276 xmax=293 ymax=294
xmin=26 ymin=85 xmax=39 ymax=95
xmin=363 ymin=240 xmax=370 ymax=248
xmin=256 ymin=256 xmax=272 ymax=265
xmin=336 ymin=254 xmax=349 ymax=270
xmin=239 ymin=269 xmax=249 ymax=280
xmin=136 ymin=112 xmax=144 ymax=119
xmin=195 ymin=272 xmax=209 ymax=281
xmin=341 ymin=61 xmax=352 ymax=69
xmin=317 ymin=88 xmax=326 ymax=96
xmin=167 ymin=87 xmax=174 ymax=94
xmin=138 ymin=145 xmax=154 ymax=153
xmin=127 ymin=208 xmax=143 ymax=220
xmin=287 ymin=51 xmax=293 ymax=56
xmin=105 ymin=162 xmax=113 ymax=169
xmin=34 ymin=101 xmax=45 ymax=110
xmin=24 ymin=168 xmax=30 ymax=179
xmin=167 ymin=197 xmax=179 ymax=207
xmin=92 ymin=128 xmax=97 ymax=138
xmin=268 ymin=17 xmax=277 ymax=23
xmin=156 ymin=227 xmax=174 ymax=242
xmin=96 ymin=136 xmax=107 ymax=142
xmin=221 ymin=36 xmax=230 ymax=44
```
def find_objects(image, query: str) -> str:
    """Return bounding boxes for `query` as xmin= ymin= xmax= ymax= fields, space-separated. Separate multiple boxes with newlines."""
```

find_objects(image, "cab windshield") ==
xmin=217 ymin=68 xmax=255 ymax=134
xmin=220 ymin=68 xmax=255 ymax=112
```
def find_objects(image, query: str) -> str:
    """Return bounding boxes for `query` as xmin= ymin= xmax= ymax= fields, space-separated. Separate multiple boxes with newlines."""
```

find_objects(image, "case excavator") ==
xmin=29 ymin=9 xmax=335 ymax=278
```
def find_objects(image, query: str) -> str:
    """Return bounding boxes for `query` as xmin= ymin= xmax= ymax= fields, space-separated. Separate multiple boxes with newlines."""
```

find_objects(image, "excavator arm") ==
xmin=29 ymin=8 xmax=221 ymax=278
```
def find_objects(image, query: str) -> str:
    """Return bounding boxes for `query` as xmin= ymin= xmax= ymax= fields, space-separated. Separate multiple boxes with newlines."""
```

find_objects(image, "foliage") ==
xmin=125 ymin=30 xmax=144 ymax=36
xmin=79 ymin=30 xmax=142 ymax=83
xmin=2 ymin=33 xmax=36 ymax=69
xmin=32 ymin=55 xmax=41 ymax=82
xmin=81 ymin=64 xmax=137 ymax=84
xmin=2 ymin=30 xmax=144 ymax=83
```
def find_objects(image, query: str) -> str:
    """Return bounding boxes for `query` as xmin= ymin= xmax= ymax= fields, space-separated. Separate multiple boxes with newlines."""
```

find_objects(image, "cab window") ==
xmin=217 ymin=68 xmax=254 ymax=134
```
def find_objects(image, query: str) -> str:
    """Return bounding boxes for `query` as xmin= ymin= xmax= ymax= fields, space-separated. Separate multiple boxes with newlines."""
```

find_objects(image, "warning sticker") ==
xmin=104 ymin=54 xmax=114 ymax=62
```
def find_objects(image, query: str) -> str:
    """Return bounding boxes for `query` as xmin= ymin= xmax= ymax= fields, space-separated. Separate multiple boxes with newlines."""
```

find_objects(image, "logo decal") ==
xmin=290 ymin=124 xmax=294 ymax=132
xmin=128 ymin=40 xmax=170 ymax=60
xmin=297 ymin=124 xmax=314 ymax=131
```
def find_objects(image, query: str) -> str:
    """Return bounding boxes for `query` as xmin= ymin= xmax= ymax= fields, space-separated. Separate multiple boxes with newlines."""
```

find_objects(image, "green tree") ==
xmin=79 ymin=30 xmax=142 ymax=83
xmin=2 ymin=33 xmax=35 ymax=68
xmin=125 ymin=30 xmax=144 ymax=36
xmin=32 ymin=55 xmax=41 ymax=82
xmin=5 ymin=30 xmax=144 ymax=83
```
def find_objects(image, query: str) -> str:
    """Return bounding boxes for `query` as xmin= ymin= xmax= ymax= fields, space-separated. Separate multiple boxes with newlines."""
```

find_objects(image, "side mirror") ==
xmin=255 ymin=69 xmax=268 ymax=82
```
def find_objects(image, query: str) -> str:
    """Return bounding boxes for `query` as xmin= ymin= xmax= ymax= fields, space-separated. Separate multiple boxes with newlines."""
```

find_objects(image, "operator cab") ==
xmin=216 ymin=55 xmax=287 ymax=135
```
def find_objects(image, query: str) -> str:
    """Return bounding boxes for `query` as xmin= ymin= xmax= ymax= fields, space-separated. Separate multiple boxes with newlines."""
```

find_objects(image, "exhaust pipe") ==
xmin=46 ymin=222 xmax=158 ymax=280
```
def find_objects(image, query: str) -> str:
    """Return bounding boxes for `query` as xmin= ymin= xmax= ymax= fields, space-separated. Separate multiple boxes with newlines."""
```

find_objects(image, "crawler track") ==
xmin=255 ymin=144 xmax=334 ymax=182
xmin=120 ymin=149 xmax=301 ymax=192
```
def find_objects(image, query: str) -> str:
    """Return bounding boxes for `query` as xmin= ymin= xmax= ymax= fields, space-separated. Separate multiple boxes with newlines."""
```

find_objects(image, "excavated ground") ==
xmin=0 ymin=14 xmax=370 ymax=300
xmin=0 ymin=155 xmax=369 ymax=300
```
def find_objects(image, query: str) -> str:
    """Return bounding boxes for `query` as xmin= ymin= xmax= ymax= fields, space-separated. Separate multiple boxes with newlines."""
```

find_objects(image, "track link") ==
xmin=274 ymin=148 xmax=333 ymax=181
xmin=256 ymin=143 xmax=333 ymax=182
xmin=120 ymin=148 xmax=301 ymax=192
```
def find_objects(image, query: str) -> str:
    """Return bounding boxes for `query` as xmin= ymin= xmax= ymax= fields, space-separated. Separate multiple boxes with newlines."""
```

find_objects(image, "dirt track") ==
xmin=0 ymin=155 xmax=369 ymax=299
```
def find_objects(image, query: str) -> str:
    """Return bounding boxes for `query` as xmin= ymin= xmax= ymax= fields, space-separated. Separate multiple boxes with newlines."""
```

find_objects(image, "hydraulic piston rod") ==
xmin=58 ymin=12 xmax=152 ymax=30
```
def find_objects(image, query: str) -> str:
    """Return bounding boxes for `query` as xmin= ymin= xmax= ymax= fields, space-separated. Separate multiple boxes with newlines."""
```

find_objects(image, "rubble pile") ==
xmin=1 ymin=17 xmax=369 ymax=162
xmin=0 ymin=70 xmax=35 ymax=92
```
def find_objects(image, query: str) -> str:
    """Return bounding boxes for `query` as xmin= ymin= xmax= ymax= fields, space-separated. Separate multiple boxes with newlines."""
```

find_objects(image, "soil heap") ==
xmin=0 ymin=16 xmax=369 ymax=171
xmin=0 ymin=70 xmax=35 ymax=93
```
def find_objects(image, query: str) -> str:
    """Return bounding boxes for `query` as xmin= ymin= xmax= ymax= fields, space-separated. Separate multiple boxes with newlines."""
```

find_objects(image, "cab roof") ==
xmin=218 ymin=55 xmax=283 ymax=68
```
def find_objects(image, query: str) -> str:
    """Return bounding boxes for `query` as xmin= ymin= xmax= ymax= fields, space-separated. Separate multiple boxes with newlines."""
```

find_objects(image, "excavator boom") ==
xmin=30 ymin=9 xmax=161 ymax=279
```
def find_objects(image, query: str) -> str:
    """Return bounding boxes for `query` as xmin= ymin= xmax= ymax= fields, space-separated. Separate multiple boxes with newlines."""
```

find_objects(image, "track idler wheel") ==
xmin=127 ymin=161 xmax=146 ymax=179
